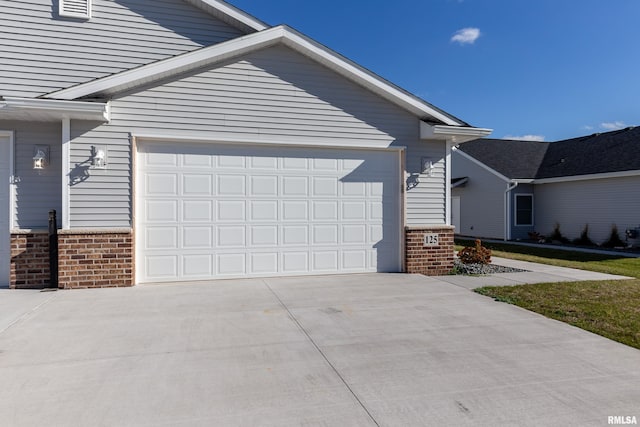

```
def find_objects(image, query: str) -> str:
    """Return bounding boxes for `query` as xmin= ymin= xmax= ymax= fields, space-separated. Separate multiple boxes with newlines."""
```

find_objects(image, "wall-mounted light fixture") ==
xmin=33 ymin=145 xmax=50 ymax=170
xmin=421 ymin=157 xmax=435 ymax=177
xmin=90 ymin=145 xmax=107 ymax=169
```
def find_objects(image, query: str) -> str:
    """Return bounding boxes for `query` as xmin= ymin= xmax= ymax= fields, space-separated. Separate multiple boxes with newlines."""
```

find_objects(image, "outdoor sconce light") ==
xmin=91 ymin=146 xmax=107 ymax=169
xmin=33 ymin=145 xmax=50 ymax=170
xmin=421 ymin=157 xmax=434 ymax=177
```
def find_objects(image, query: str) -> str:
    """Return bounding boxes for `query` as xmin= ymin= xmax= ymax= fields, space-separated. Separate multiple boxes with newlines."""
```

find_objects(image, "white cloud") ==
xmin=600 ymin=121 xmax=626 ymax=130
xmin=582 ymin=125 xmax=594 ymax=131
xmin=451 ymin=28 xmax=481 ymax=45
xmin=503 ymin=134 xmax=546 ymax=142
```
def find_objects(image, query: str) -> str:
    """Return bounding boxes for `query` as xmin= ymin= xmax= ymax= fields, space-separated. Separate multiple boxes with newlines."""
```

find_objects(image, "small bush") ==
xmin=458 ymin=239 xmax=492 ymax=264
xmin=549 ymin=223 xmax=570 ymax=244
xmin=573 ymin=224 xmax=595 ymax=246
xmin=601 ymin=224 xmax=626 ymax=248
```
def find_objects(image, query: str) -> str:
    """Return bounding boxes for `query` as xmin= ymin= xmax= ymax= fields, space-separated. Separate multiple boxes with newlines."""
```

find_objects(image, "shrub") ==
xmin=549 ymin=223 xmax=570 ymax=244
xmin=601 ymin=224 xmax=626 ymax=248
xmin=458 ymin=239 xmax=492 ymax=264
xmin=573 ymin=224 xmax=595 ymax=246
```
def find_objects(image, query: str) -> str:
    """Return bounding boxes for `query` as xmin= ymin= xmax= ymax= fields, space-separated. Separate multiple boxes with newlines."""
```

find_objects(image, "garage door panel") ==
xmin=182 ymin=201 xmax=213 ymax=222
xmin=217 ymin=226 xmax=245 ymax=247
xmin=137 ymin=143 xmax=401 ymax=283
xmin=182 ymin=174 xmax=212 ymax=196
xmin=147 ymin=174 xmax=177 ymax=195
xmin=250 ymin=226 xmax=278 ymax=246
xmin=217 ymin=201 xmax=245 ymax=221
xmin=183 ymin=254 xmax=213 ymax=278
xmin=250 ymin=201 xmax=278 ymax=221
xmin=146 ymin=200 xmax=178 ymax=222
xmin=217 ymin=253 xmax=246 ymax=275
xmin=250 ymin=253 xmax=279 ymax=274
xmin=183 ymin=227 xmax=213 ymax=249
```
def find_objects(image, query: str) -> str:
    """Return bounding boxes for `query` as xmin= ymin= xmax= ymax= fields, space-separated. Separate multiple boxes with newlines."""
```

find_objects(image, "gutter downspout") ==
xmin=504 ymin=181 xmax=518 ymax=241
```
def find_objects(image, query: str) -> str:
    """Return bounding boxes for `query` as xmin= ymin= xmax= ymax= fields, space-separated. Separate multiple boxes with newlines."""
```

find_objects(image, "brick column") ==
xmin=10 ymin=231 xmax=50 ymax=289
xmin=405 ymin=226 xmax=455 ymax=276
xmin=58 ymin=229 xmax=134 ymax=289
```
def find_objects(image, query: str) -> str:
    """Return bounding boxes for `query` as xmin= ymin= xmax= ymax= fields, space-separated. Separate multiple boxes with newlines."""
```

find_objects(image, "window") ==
xmin=59 ymin=0 xmax=91 ymax=19
xmin=515 ymin=194 xmax=533 ymax=226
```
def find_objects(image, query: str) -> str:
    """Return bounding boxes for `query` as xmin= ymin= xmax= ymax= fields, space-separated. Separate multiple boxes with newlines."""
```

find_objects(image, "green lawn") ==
xmin=458 ymin=239 xmax=640 ymax=349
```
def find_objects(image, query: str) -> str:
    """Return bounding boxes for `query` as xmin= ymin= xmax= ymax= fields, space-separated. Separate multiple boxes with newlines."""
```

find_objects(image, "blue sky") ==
xmin=231 ymin=0 xmax=640 ymax=141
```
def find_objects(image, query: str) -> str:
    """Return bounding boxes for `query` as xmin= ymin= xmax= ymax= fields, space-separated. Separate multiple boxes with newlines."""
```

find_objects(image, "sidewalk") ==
xmin=436 ymin=256 xmax=634 ymax=289
xmin=461 ymin=238 xmax=640 ymax=258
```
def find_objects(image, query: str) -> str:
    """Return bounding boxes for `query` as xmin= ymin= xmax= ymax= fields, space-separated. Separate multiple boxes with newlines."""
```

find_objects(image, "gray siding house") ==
xmin=1 ymin=0 xmax=490 ymax=288
xmin=452 ymin=127 xmax=640 ymax=243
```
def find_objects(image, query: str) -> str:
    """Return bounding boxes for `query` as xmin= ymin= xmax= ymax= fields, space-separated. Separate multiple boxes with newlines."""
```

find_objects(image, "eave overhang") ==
xmin=0 ymin=97 xmax=110 ymax=122
xmin=421 ymin=123 xmax=493 ymax=143
xmin=184 ymin=0 xmax=268 ymax=33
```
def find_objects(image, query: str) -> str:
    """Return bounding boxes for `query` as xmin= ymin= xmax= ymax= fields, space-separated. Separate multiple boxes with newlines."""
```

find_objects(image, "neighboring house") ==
xmin=452 ymin=127 xmax=640 ymax=243
xmin=1 ymin=0 xmax=491 ymax=289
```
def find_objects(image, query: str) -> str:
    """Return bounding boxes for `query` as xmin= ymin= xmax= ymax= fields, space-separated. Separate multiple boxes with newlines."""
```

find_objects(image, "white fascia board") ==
xmin=421 ymin=123 xmax=493 ymax=143
xmin=187 ymin=0 xmax=268 ymax=32
xmin=534 ymin=169 xmax=640 ymax=184
xmin=0 ymin=97 xmax=109 ymax=121
xmin=279 ymin=27 xmax=464 ymax=125
xmin=452 ymin=147 xmax=511 ymax=183
xmin=43 ymin=26 xmax=467 ymax=125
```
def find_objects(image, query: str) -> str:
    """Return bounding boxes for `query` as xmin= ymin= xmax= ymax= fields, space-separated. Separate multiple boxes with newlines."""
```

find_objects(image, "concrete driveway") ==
xmin=1 ymin=274 xmax=638 ymax=426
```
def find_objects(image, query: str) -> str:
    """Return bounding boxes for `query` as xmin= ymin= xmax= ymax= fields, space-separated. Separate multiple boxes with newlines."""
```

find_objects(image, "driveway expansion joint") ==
xmin=262 ymin=279 xmax=381 ymax=427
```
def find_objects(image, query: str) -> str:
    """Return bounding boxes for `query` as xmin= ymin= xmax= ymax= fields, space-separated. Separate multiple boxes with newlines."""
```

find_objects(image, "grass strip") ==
xmin=475 ymin=280 xmax=640 ymax=350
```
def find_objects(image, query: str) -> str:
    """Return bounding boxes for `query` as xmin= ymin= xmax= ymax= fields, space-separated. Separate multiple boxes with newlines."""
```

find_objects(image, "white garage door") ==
xmin=0 ymin=135 xmax=11 ymax=287
xmin=136 ymin=142 xmax=402 ymax=283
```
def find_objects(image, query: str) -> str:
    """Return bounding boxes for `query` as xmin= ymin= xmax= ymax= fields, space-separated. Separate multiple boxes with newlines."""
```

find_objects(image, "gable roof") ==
xmin=43 ymin=25 xmax=468 ymax=126
xmin=184 ymin=0 xmax=268 ymax=32
xmin=459 ymin=126 xmax=640 ymax=180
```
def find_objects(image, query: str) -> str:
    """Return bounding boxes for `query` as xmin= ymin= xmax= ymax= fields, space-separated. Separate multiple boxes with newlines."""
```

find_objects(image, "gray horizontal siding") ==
xmin=0 ymin=121 xmax=62 ymax=229
xmin=0 ymin=0 xmax=246 ymax=97
xmin=535 ymin=176 xmax=640 ymax=243
xmin=69 ymin=46 xmax=443 ymax=228
xmin=452 ymin=151 xmax=507 ymax=239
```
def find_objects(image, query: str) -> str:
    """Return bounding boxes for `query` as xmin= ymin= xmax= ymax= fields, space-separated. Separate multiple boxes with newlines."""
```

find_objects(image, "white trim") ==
xmin=504 ymin=181 xmax=518 ymax=241
xmin=452 ymin=147 xmax=511 ymax=183
xmin=534 ymin=169 xmax=640 ymax=184
xmin=0 ymin=97 xmax=109 ymax=121
xmin=61 ymin=118 xmax=71 ymax=229
xmin=445 ymin=140 xmax=453 ymax=225
xmin=421 ymin=123 xmax=492 ymax=143
xmin=184 ymin=0 xmax=268 ymax=32
xmin=514 ymin=193 xmax=534 ymax=227
xmin=44 ymin=26 xmax=468 ymax=126
xmin=0 ymin=131 xmax=15 ymax=229
xmin=131 ymin=132 xmax=406 ymax=152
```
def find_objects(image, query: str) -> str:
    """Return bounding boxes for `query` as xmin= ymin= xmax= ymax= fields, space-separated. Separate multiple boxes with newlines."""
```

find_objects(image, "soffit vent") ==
xmin=59 ymin=0 xmax=92 ymax=19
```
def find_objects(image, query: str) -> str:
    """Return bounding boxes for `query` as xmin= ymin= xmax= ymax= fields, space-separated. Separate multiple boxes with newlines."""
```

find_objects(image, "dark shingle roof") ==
xmin=459 ymin=126 xmax=640 ymax=180
xmin=458 ymin=138 xmax=549 ymax=179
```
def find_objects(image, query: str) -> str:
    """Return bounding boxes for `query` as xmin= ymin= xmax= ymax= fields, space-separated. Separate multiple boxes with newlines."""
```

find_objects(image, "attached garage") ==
xmin=136 ymin=140 xmax=403 ymax=283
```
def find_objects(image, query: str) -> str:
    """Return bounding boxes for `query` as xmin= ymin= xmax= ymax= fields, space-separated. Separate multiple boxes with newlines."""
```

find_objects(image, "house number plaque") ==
xmin=423 ymin=233 xmax=439 ymax=247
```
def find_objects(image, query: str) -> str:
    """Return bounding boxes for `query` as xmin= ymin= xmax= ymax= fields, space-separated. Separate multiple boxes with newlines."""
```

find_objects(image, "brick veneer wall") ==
xmin=10 ymin=231 xmax=51 ymax=289
xmin=405 ymin=226 xmax=455 ymax=276
xmin=58 ymin=230 xmax=134 ymax=289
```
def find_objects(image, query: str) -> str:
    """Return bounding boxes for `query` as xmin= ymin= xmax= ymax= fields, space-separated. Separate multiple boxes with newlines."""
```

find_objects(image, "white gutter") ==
xmin=421 ymin=123 xmax=493 ymax=143
xmin=504 ymin=181 xmax=518 ymax=241
xmin=0 ymin=97 xmax=110 ymax=121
